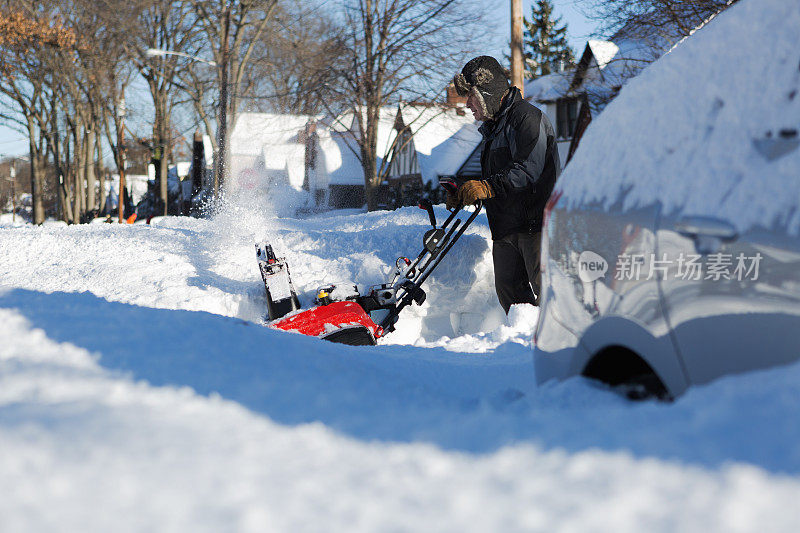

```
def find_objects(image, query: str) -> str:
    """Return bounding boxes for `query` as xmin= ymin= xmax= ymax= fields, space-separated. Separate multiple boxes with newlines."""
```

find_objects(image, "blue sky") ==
xmin=0 ymin=0 xmax=600 ymax=159
xmin=484 ymin=0 xmax=600 ymax=60
xmin=0 ymin=127 xmax=27 ymax=160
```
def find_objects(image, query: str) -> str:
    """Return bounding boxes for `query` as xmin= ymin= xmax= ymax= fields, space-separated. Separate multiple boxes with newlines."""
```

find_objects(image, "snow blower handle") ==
xmin=378 ymin=201 xmax=483 ymax=332
xmin=418 ymin=198 xmax=437 ymax=228
xmin=440 ymin=178 xmax=459 ymax=196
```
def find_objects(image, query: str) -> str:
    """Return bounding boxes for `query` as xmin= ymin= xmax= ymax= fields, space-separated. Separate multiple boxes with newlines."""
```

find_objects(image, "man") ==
xmin=449 ymin=55 xmax=561 ymax=313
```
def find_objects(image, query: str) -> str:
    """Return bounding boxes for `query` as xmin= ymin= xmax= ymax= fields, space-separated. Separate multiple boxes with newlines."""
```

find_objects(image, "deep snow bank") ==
xmin=0 ymin=201 xmax=522 ymax=350
xmin=3 ymin=202 xmax=800 ymax=531
xmin=3 ymin=205 xmax=800 ymax=530
xmin=3 ymin=283 xmax=800 ymax=532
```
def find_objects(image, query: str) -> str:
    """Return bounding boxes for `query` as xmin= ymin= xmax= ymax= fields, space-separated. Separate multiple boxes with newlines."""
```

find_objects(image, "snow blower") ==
xmin=256 ymin=198 xmax=482 ymax=346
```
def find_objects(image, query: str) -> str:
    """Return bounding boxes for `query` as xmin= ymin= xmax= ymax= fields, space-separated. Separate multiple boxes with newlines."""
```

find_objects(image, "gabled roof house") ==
xmin=525 ymin=36 xmax=663 ymax=166
xmin=228 ymin=113 xmax=320 ymax=196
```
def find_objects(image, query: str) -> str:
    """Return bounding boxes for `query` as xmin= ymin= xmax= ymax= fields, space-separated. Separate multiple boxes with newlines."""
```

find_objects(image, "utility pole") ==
xmin=511 ymin=0 xmax=525 ymax=97
xmin=214 ymin=4 xmax=231 ymax=199
xmin=117 ymin=97 xmax=127 ymax=224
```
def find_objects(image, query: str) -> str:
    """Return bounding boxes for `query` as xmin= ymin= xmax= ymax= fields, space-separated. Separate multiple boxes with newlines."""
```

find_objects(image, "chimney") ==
xmin=445 ymin=83 xmax=468 ymax=106
xmin=299 ymin=120 xmax=318 ymax=143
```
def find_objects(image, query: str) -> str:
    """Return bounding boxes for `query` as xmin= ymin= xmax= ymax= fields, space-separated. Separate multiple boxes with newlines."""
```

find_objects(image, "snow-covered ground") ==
xmin=3 ymin=201 xmax=800 ymax=531
xmin=2 ymin=0 xmax=800 ymax=530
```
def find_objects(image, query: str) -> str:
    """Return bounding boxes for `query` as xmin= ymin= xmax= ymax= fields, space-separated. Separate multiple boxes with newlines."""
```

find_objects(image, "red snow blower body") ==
xmin=271 ymin=301 xmax=383 ymax=345
xmin=256 ymin=196 xmax=481 ymax=346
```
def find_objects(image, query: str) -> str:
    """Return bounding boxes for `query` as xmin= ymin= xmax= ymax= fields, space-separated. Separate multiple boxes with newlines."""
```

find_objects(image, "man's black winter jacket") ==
xmin=479 ymin=87 xmax=561 ymax=240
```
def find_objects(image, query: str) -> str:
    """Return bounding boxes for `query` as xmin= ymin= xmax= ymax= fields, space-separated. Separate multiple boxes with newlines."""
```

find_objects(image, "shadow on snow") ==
xmin=3 ymin=287 xmax=798 ymax=475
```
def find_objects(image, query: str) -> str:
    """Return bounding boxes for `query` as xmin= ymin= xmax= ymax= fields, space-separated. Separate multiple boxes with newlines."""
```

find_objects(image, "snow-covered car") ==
xmin=533 ymin=0 xmax=800 ymax=399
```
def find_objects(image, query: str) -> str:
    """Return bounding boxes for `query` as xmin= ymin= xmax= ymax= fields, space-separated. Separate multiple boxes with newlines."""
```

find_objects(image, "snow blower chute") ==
xmin=256 ymin=199 xmax=482 ymax=346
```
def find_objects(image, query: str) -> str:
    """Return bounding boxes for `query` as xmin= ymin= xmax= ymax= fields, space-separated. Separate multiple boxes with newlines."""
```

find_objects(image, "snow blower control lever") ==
xmin=358 ymin=200 xmax=483 ymax=334
xmin=419 ymin=198 xmax=437 ymax=228
xmin=257 ymin=200 xmax=482 ymax=346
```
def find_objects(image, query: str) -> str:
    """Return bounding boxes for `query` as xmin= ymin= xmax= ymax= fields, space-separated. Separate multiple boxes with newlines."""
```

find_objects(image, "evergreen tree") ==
xmin=524 ymin=0 xmax=575 ymax=79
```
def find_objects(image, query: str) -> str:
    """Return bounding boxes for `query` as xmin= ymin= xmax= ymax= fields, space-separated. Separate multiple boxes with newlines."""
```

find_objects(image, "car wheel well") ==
xmin=582 ymin=345 xmax=671 ymax=401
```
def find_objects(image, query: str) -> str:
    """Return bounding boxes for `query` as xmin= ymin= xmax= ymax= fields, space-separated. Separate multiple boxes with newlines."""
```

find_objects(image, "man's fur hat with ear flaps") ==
xmin=454 ymin=56 xmax=511 ymax=120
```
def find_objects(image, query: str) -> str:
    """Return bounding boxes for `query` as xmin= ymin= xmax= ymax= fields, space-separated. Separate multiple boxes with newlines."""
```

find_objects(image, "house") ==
xmin=385 ymin=102 xmax=482 ymax=205
xmin=228 ymin=86 xmax=485 ymax=211
xmin=228 ymin=112 xmax=321 ymax=199
xmin=525 ymin=68 xmax=577 ymax=164
xmin=311 ymin=106 xmax=400 ymax=209
xmin=525 ymin=36 xmax=663 ymax=165
xmin=307 ymin=94 xmax=483 ymax=209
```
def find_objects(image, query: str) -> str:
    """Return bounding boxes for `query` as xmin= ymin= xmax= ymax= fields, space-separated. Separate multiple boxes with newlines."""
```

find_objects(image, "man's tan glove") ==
xmin=457 ymin=180 xmax=494 ymax=206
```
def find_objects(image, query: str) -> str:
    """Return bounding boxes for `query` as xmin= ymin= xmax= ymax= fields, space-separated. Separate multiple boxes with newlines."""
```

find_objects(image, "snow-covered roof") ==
xmin=315 ymin=131 xmax=364 ymax=186
xmin=226 ymin=105 xmax=479 ymax=189
xmin=581 ymin=37 xmax=661 ymax=112
xmin=315 ymin=107 xmax=398 ymax=186
xmin=230 ymin=113 xmax=318 ymax=156
xmin=524 ymin=70 xmax=574 ymax=103
xmin=587 ymin=40 xmax=620 ymax=70
xmin=521 ymin=36 xmax=667 ymax=114
xmin=229 ymin=113 xmax=320 ymax=191
xmin=522 ymin=37 xmax=667 ymax=114
xmin=351 ymin=106 xmax=400 ymax=159
xmin=523 ymin=41 xmax=630 ymax=108
xmin=396 ymin=104 xmax=481 ymax=183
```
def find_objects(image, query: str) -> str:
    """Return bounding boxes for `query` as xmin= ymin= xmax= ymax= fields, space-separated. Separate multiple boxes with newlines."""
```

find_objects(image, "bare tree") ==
xmin=74 ymin=0 xmax=141 ymax=220
xmin=181 ymin=0 xmax=278 ymax=193
xmin=327 ymin=0 xmax=484 ymax=211
xmin=25 ymin=0 xmax=141 ymax=223
xmin=0 ymin=4 xmax=77 ymax=223
xmin=581 ymin=0 xmax=738 ymax=47
xmin=2 ymin=0 xmax=488 ymax=217
xmin=246 ymin=1 xmax=349 ymax=115
xmin=126 ymin=0 xmax=201 ymax=215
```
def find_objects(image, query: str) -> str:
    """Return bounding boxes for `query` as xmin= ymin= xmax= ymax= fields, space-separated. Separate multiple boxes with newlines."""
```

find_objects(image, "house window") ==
xmin=556 ymin=98 xmax=579 ymax=139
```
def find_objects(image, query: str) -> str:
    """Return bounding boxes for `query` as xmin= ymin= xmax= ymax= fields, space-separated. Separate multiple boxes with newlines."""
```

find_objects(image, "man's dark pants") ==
xmin=492 ymin=231 xmax=542 ymax=314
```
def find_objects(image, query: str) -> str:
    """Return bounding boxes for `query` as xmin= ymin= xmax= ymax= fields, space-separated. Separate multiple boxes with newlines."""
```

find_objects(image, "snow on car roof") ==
xmin=557 ymin=0 xmax=800 ymax=235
